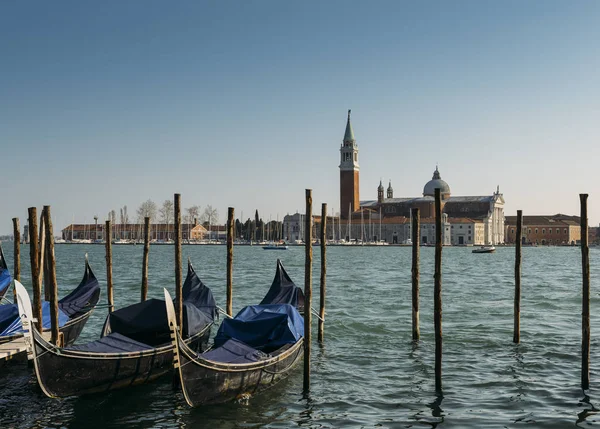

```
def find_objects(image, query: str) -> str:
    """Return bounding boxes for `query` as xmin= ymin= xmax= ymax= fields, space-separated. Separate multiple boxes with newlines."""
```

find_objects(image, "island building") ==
xmin=283 ymin=110 xmax=506 ymax=245
xmin=504 ymin=214 xmax=582 ymax=245
xmin=61 ymin=223 xmax=206 ymax=242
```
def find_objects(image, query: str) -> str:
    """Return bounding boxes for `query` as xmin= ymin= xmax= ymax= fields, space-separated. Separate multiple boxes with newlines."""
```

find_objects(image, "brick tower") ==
xmin=339 ymin=110 xmax=360 ymax=219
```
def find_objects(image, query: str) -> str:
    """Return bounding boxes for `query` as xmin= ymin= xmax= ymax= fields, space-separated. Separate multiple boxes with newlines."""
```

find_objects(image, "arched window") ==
xmin=542 ymin=228 xmax=545 ymax=234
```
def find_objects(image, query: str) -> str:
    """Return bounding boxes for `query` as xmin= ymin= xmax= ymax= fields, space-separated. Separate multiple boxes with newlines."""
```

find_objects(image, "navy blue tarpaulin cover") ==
xmin=103 ymin=262 xmax=216 ymax=348
xmin=0 ymin=243 xmax=11 ymax=297
xmin=259 ymin=259 xmax=305 ymax=309
xmin=202 ymin=338 xmax=269 ymax=364
xmin=0 ymin=301 xmax=69 ymax=337
xmin=213 ymin=304 xmax=304 ymax=353
xmin=58 ymin=261 xmax=101 ymax=318
xmin=0 ymin=259 xmax=98 ymax=337
xmin=67 ymin=332 xmax=154 ymax=353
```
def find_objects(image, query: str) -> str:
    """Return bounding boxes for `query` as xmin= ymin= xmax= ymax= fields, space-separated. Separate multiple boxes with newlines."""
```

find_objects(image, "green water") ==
xmin=1 ymin=244 xmax=600 ymax=428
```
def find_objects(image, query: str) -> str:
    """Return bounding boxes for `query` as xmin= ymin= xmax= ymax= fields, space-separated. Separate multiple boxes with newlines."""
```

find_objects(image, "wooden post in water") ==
xmin=513 ymin=210 xmax=523 ymax=344
xmin=43 ymin=206 xmax=60 ymax=346
xmin=318 ymin=203 xmax=327 ymax=343
xmin=581 ymin=194 xmax=590 ymax=390
xmin=105 ymin=220 xmax=114 ymax=313
xmin=304 ymin=189 xmax=313 ymax=393
xmin=12 ymin=218 xmax=20 ymax=303
xmin=227 ymin=207 xmax=234 ymax=317
xmin=174 ymin=193 xmax=183 ymax=329
xmin=411 ymin=207 xmax=420 ymax=341
xmin=141 ymin=216 xmax=151 ymax=302
xmin=434 ymin=188 xmax=443 ymax=393
xmin=39 ymin=212 xmax=49 ymax=302
xmin=28 ymin=208 xmax=43 ymax=332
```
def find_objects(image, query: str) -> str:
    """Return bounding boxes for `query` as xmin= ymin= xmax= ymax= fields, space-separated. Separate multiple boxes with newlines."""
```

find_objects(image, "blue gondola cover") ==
xmin=0 ymin=244 xmax=11 ymax=296
xmin=213 ymin=304 xmax=304 ymax=353
xmin=103 ymin=263 xmax=216 ymax=347
xmin=259 ymin=259 xmax=305 ymax=308
xmin=202 ymin=338 xmax=269 ymax=363
xmin=58 ymin=262 xmax=101 ymax=317
xmin=66 ymin=332 xmax=154 ymax=353
xmin=0 ymin=301 xmax=69 ymax=337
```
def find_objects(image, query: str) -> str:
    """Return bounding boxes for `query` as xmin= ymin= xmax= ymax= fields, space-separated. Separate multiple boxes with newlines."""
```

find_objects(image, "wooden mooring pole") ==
xmin=434 ymin=188 xmax=443 ymax=393
xmin=43 ymin=206 xmax=61 ymax=347
xmin=318 ymin=203 xmax=327 ymax=343
xmin=411 ymin=207 xmax=420 ymax=341
xmin=28 ymin=208 xmax=43 ymax=333
xmin=227 ymin=207 xmax=234 ymax=317
xmin=12 ymin=218 xmax=20 ymax=303
xmin=40 ymin=212 xmax=49 ymax=302
xmin=304 ymin=189 xmax=313 ymax=393
xmin=513 ymin=210 xmax=523 ymax=344
xmin=141 ymin=216 xmax=150 ymax=302
xmin=105 ymin=220 xmax=114 ymax=313
xmin=581 ymin=194 xmax=590 ymax=390
xmin=174 ymin=193 xmax=183 ymax=329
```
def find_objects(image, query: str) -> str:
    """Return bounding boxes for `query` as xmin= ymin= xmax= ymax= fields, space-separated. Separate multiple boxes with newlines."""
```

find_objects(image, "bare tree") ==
xmin=201 ymin=205 xmax=219 ymax=240
xmin=137 ymin=199 xmax=157 ymax=223
xmin=159 ymin=199 xmax=174 ymax=241
xmin=159 ymin=200 xmax=174 ymax=225
xmin=185 ymin=205 xmax=201 ymax=225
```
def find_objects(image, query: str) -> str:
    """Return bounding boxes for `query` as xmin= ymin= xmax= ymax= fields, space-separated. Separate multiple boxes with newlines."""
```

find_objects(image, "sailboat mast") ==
xmin=379 ymin=207 xmax=382 ymax=243
xmin=348 ymin=203 xmax=352 ymax=243
xmin=361 ymin=209 xmax=364 ymax=244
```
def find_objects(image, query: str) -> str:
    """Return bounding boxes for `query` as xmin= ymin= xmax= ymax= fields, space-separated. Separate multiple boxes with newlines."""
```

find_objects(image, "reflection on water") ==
xmin=0 ymin=245 xmax=599 ymax=427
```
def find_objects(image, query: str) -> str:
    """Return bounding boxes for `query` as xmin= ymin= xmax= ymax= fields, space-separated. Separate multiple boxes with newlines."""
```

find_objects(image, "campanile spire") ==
xmin=339 ymin=109 xmax=360 ymax=218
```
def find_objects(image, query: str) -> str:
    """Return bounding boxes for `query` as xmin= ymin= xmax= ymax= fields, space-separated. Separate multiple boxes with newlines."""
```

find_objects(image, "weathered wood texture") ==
xmin=39 ymin=213 xmax=49 ymax=302
xmin=105 ymin=220 xmax=114 ymax=312
xmin=318 ymin=203 xmax=327 ymax=343
xmin=174 ymin=193 xmax=183 ymax=329
xmin=581 ymin=194 xmax=590 ymax=389
xmin=141 ymin=216 xmax=151 ymax=302
xmin=28 ymin=208 xmax=43 ymax=333
xmin=434 ymin=188 xmax=443 ymax=393
xmin=43 ymin=206 xmax=60 ymax=346
xmin=304 ymin=189 xmax=313 ymax=392
xmin=411 ymin=207 xmax=420 ymax=341
xmin=12 ymin=218 xmax=20 ymax=303
xmin=227 ymin=207 xmax=234 ymax=317
xmin=514 ymin=210 xmax=523 ymax=344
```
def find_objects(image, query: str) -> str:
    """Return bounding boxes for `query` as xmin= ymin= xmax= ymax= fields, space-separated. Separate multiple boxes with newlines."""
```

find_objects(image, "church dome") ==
xmin=423 ymin=166 xmax=450 ymax=198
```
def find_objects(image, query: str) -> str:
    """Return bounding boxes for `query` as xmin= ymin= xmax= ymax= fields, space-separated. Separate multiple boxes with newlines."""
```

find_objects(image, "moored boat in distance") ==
xmin=472 ymin=245 xmax=496 ymax=254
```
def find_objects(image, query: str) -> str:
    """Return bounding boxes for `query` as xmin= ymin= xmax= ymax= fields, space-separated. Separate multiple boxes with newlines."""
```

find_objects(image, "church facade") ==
xmin=339 ymin=111 xmax=505 ymax=245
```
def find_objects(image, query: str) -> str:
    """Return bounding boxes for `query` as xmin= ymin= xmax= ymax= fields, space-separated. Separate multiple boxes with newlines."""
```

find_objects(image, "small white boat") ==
xmin=472 ymin=245 xmax=495 ymax=254
xmin=262 ymin=244 xmax=289 ymax=250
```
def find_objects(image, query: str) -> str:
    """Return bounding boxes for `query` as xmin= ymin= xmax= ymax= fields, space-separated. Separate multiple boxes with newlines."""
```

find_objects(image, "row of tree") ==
xmin=106 ymin=203 xmax=284 ymax=242
xmin=109 ymin=200 xmax=219 ymax=228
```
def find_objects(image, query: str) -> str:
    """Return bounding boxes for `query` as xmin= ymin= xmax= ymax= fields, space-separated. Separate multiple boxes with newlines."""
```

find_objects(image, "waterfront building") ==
xmin=338 ymin=111 xmax=505 ymax=245
xmin=504 ymin=214 xmax=582 ymax=245
xmin=61 ymin=223 xmax=196 ymax=241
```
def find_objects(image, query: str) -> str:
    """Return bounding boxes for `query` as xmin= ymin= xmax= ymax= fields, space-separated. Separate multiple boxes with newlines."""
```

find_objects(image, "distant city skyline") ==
xmin=2 ymin=1 xmax=599 ymax=235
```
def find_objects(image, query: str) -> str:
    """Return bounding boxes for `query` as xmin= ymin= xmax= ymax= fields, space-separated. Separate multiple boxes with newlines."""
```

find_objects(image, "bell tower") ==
xmin=339 ymin=110 xmax=360 ymax=219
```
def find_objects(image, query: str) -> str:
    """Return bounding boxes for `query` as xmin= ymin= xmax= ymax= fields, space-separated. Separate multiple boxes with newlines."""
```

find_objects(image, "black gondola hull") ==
xmin=31 ymin=326 xmax=211 ymax=398
xmin=177 ymin=338 xmax=303 ymax=406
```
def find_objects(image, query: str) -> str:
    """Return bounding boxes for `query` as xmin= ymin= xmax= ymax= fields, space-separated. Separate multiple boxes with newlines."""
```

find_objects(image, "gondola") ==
xmin=0 ymin=243 xmax=11 ymax=300
xmin=166 ymin=259 xmax=305 ymax=407
xmin=16 ymin=260 xmax=217 ymax=398
xmin=1 ymin=258 xmax=101 ymax=347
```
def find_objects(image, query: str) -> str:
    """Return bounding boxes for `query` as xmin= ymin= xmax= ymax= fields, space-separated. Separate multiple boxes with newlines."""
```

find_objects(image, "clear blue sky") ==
xmin=1 ymin=1 xmax=599 ymax=234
